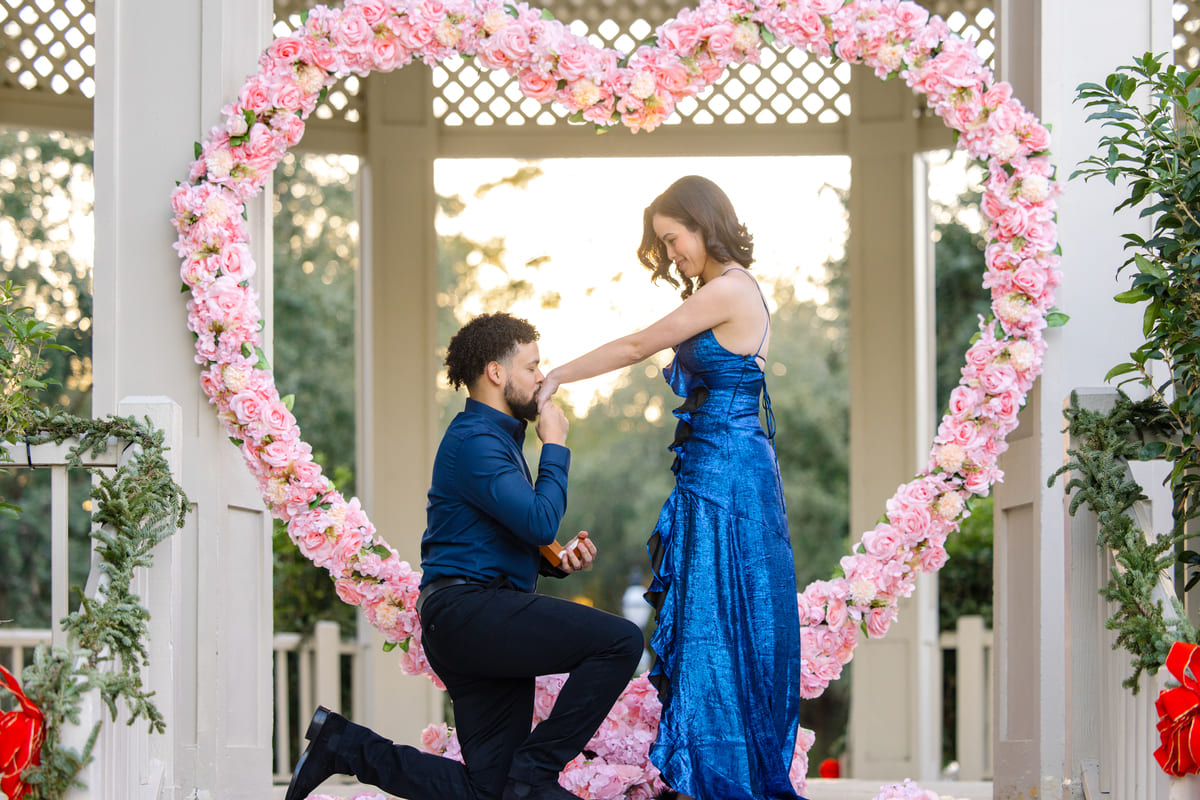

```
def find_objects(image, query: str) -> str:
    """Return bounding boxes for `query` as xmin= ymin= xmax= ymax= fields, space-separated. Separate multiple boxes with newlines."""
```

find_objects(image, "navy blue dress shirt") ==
xmin=420 ymin=398 xmax=570 ymax=593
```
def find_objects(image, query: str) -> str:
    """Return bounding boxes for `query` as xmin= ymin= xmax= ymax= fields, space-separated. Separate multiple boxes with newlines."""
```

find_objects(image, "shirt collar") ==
xmin=464 ymin=397 xmax=527 ymax=445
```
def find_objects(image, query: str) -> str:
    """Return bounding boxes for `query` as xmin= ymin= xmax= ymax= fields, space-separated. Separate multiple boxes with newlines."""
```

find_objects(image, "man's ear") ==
xmin=484 ymin=360 xmax=505 ymax=387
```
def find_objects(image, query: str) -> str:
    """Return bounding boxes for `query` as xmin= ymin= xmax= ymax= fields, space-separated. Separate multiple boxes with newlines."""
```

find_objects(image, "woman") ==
xmin=536 ymin=176 xmax=805 ymax=800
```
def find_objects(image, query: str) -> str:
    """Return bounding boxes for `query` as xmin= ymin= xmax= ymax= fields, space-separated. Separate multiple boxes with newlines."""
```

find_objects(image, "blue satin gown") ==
xmin=645 ymin=316 xmax=806 ymax=800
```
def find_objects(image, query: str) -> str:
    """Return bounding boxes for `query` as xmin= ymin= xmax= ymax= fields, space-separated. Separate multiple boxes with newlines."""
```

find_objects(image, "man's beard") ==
xmin=504 ymin=380 xmax=539 ymax=422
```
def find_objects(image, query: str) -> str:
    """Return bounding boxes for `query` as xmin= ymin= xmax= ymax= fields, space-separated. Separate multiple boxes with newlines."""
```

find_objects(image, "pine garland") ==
xmin=5 ymin=409 xmax=188 ymax=799
xmin=1050 ymin=391 xmax=1199 ymax=691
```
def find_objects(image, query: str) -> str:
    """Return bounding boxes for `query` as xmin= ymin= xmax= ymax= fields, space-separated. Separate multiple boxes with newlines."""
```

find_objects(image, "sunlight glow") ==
xmin=435 ymin=156 xmax=851 ymax=412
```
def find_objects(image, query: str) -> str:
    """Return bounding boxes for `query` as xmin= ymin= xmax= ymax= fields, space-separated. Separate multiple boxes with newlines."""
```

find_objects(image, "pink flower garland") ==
xmin=170 ymin=0 xmax=1059 ymax=796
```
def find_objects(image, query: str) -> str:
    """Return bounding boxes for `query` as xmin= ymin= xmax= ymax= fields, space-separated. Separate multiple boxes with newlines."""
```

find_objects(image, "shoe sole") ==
xmin=305 ymin=706 xmax=331 ymax=742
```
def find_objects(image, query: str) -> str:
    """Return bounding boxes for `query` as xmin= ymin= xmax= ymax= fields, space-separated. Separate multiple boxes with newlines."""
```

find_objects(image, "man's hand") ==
xmin=536 ymin=398 xmax=569 ymax=447
xmin=559 ymin=531 xmax=596 ymax=574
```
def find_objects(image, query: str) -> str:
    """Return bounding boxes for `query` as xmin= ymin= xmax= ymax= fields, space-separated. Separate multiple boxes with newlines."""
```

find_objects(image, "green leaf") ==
xmin=241 ymin=342 xmax=253 ymax=358
xmin=1138 ymin=441 xmax=1167 ymax=460
xmin=1134 ymin=254 xmax=1167 ymax=279
xmin=281 ymin=394 xmax=295 ymax=411
xmin=1144 ymin=299 xmax=1162 ymax=337
xmin=1046 ymin=311 xmax=1070 ymax=328
xmin=371 ymin=544 xmax=392 ymax=558
xmin=194 ymin=141 xmax=202 ymax=160
xmin=504 ymin=3 xmax=518 ymax=17
xmin=255 ymin=347 xmax=270 ymax=371
xmin=300 ymin=9 xmax=309 ymax=24
xmin=382 ymin=640 xmax=397 ymax=652
xmin=1114 ymin=287 xmax=1149 ymax=304
xmin=540 ymin=7 xmax=554 ymax=19
xmin=760 ymin=25 xmax=776 ymax=46
xmin=1104 ymin=362 xmax=1139 ymax=381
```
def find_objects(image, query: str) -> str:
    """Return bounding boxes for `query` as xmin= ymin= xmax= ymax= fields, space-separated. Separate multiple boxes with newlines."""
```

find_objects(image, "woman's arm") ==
xmin=539 ymin=274 xmax=744 ymax=403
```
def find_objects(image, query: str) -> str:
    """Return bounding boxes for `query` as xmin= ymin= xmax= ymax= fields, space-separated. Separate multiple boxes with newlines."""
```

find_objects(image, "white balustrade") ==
xmin=271 ymin=620 xmax=364 ymax=784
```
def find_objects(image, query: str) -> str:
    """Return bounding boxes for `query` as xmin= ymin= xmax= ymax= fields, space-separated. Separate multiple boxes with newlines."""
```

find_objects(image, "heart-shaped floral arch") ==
xmin=171 ymin=0 xmax=1059 ymax=796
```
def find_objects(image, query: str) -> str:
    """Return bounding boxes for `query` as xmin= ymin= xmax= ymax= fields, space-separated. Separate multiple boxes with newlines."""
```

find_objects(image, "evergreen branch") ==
xmin=1051 ymin=392 xmax=1199 ymax=691
xmin=4 ymin=409 xmax=189 ymax=798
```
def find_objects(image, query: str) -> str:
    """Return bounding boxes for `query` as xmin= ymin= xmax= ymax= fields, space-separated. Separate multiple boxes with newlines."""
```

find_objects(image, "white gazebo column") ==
xmin=992 ymin=1 xmax=1173 ymax=797
xmin=845 ymin=68 xmax=941 ymax=781
xmin=357 ymin=64 xmax=444 ymax=746
xmin=93 ymin=1 xmax=275 ymax=797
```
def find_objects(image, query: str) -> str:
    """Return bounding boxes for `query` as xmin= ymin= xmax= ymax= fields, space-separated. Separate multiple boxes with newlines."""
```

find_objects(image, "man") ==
xmin=286 ymin=313 xmax=644 ymax=800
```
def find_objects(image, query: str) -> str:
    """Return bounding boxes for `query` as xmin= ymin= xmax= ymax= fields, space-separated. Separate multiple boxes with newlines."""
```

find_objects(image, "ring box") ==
xmin=539 ymin=538 xmax=580 ymax=567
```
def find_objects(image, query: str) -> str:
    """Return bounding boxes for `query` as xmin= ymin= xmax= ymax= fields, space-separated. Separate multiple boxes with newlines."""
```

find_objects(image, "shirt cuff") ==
xmin=539 ymin=442 xmax=571 ymax=470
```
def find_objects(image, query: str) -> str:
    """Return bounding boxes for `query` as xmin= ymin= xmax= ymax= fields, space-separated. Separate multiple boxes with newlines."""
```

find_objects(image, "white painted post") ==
xmin=955 ymin=615 xmax=986 ymax=782
xmin=992 ymin=1 xmax=1175 ymax=797
xmin=312 ymin=620 xmax=343 ymax=715
xmin=93 ymin=2 xmax=275 ymax=797
xmin=846 ymin=66 xmax=943 ymax=781
xmin=357 ymin=64 xmax=445 ymax=744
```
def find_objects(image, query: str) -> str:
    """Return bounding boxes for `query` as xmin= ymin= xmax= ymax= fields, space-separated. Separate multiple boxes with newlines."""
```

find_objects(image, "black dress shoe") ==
xmin=501 ymin=778 xmax=585 ymax=800
xmin=285 ymin=706 xmax=350 ymax=800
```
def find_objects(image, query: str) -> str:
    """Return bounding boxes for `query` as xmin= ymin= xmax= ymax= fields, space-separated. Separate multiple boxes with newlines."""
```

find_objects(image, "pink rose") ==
xmin=238 ymin=77 xmax=272 ymax=113
xmin=267 ymin=36 xmax=304 ymax=64
xmin=335 ymin=578 xmax=366 ymax=606
xmin=333 ymin=12 xmax=374 ymax=52
xmin=201 ymin=276 xmax=252 ymax=326
xmin=918 ymin=543 xmax=949 ymax=573
xmin=420 ymin=723 xmax=451 ymax=755
xmin=866 ymin=605 xmax=897 ymax=638
xmin=357 ymin=0 xmax=390 ymax=26
xmin=660 ymin=16 xmax=704 ymax=53
xmin=862 ymin=523 xmax=902 ymax=560
xmin=371 ymin=35 xmax=403 ymax=70
xmin=296 ymin=526 xmax=336 ymax=567
xmin=704 ymin=24 xmax=737 ymax=61
xmin=219 ymin=243 xmax=256 ymax=282
xmin=518 ymin=70 xmax=558 ymax=103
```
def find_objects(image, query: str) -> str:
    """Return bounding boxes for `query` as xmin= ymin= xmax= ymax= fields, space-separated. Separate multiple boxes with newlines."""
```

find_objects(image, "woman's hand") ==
xmin=536 ymin=371 xmax=561 ymax=410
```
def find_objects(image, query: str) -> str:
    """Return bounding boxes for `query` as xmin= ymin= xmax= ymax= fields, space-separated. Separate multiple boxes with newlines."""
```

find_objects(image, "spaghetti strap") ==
xmin=719 ymin=267 xmax=771 ymax=363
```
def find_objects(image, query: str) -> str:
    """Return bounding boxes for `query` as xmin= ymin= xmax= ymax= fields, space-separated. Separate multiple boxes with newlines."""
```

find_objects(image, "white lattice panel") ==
xmin=22 ymin=1 xmax=1200 ymax=130
xmin=0 ymin=0 xmax=94 ymax=97
xmin=433 ymin=0 xmax=853 ymax=128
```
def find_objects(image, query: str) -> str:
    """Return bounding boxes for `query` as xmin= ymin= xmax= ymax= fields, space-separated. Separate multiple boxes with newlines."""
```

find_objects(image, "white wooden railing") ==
xmin=1065 ymin=389 xmax=1189 ymax=800
xmin=1 ymin=617 xmax=363 ymax=791
xmin=272 ymin=620 xmax=366 ymax=784
xmin=939 ymin=614 xmax=993 ymax=781
xmin=0 ymin=398 xmax=181 ymax=800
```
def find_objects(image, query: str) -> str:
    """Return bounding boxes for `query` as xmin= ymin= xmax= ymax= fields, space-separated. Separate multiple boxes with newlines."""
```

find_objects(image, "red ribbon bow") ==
xmin=1155 ymin=641 xmax=1200 ymax=776
xmin=0 ymin=664 xmax=44 ymax=800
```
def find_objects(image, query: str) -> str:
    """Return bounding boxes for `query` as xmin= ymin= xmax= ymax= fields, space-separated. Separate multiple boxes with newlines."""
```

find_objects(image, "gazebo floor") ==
xmin=274 ymin=778 xmax=994 ymax=799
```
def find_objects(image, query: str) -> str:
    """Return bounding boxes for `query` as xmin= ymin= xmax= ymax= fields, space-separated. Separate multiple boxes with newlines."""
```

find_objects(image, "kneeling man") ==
xmin=287 ymin=312 xmax=644 ymax=800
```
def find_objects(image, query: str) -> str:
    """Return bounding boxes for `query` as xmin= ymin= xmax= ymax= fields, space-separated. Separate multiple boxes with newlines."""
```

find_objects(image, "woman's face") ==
xmin=652 ymin=214 xmax=709 ymax=280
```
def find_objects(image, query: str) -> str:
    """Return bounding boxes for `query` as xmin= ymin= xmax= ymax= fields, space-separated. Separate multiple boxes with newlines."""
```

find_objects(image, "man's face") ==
xmin=502 ymin=341 xmax=543 ymax=422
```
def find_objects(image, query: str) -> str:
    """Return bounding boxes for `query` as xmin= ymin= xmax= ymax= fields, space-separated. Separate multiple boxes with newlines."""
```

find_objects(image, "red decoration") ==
xmin=1155 ymin=642 xmax=1200 ymax=776
xmin=0 ymin=664 xmax=44 ymax=800
xmin=818 ymin=757 xmax=841 ymax=779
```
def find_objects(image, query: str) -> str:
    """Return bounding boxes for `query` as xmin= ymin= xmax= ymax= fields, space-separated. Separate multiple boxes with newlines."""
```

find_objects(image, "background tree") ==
xmin=929 ymin=159 xmax=994 ymax=769
xmin=0 ymin=129 xmax=94 ymax=628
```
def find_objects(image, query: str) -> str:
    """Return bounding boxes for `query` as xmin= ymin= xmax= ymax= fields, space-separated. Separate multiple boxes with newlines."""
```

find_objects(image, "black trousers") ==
xmin=328 ymin=580 xmax=644 ymax=800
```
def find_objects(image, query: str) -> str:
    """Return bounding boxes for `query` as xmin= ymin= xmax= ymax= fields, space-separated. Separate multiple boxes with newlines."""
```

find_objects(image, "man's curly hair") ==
xmin=445 ymin=312 xmax=540 ymax=390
